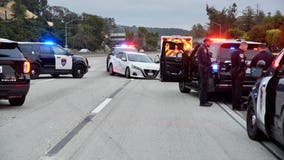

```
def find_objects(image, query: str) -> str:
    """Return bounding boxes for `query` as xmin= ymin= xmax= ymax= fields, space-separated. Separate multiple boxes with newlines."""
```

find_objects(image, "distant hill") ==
xmin=0 ymin=1 xmax=38 ymax=20
xmin=112 ymin=25 xmax=190 ymax=36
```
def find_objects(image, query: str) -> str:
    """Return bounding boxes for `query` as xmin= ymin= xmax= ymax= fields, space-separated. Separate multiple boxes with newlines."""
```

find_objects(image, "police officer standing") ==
xmin=250 ymin=43 xmax=274 ymax=70
xmin=231 ymin=41 xmax=248 ymax=110
xmin=197 ymin=38 xmax=212 ymax=107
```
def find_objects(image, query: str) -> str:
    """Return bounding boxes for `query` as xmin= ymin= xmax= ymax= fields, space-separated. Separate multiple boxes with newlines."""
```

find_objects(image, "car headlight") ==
xmin=131 ymin=65 xmax=142 ymax=71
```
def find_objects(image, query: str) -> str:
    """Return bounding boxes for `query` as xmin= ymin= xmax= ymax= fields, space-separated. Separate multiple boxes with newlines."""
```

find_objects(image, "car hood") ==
xmin=130 ymin=61 xmax=159 ymax=70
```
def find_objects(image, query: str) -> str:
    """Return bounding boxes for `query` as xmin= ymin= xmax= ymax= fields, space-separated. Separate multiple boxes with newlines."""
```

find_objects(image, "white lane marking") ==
xmin=219 ymin=102 xmax=247 ymax=128
xmin=92 ymin=98 xmax=112 ymax=114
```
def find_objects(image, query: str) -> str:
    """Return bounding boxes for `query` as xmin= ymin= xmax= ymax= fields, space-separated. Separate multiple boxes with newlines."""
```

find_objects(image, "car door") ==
xmin=160 ymin=41 xmax=188 ymax=82
xmin=113 ymin=52 xmax=123 ymax=74
xmin=120 ymin=52 xmax=128 ymax=75
xmin=52 ymin=45 xmax=72 ymax=70
xmin=257 ymin=51 xmax=284 ymax=126
xmin=39 ymin=44 xmax=55 ymax=71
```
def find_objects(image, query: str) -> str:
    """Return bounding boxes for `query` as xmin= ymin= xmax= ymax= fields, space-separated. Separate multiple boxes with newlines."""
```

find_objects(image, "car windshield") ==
xmin=127 ymin=54 xmax=153 ymax=63
xmin=211 ymin=43 xmax=260 ymax=61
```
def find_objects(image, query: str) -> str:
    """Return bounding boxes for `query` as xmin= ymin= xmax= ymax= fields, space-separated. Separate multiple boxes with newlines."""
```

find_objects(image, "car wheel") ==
xmin=31 ymin=64 xmax=40 ymax=79
xmin=9 ymin=96 xmax=25 ymax=106
xmin=125 ymin=67 xmax=131 ymax=78
xmin=72 ymin=65 xmax=85 ymax=78
xmin=51 ymin=74 xmax=60 ymax=78
xmin=109 ymin=64 xmax=114 ymax=75
xmin=246 ymin=100 xmax=265 ymax=140
xmin=179 ymin=82 xmax=191 ymax=93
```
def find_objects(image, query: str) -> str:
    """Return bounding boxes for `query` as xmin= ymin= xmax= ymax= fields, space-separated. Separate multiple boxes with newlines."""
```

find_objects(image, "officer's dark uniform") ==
xmin=231 ymin=48 xmax=247 ymax=110
xmin=250 ymin=50 xmax=274 ymax=70
xmin=197 ymin=42 xmax=211 ymax=106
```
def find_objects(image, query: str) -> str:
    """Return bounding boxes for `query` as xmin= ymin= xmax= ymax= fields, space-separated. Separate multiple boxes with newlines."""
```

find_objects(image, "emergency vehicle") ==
xmin=18 ymin=42 xmax=89 ymax=79
xmin=247 ymin=48 xmax=284 ymax=146
xmin=159 ymin=36 xmax=193 ymax=81
xmin=160 ymin=38 xmax=261 ymax=94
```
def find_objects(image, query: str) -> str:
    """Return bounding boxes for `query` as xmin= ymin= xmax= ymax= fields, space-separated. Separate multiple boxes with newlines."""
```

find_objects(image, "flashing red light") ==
xmin=210 ymin=38 xmax=226 ymax=42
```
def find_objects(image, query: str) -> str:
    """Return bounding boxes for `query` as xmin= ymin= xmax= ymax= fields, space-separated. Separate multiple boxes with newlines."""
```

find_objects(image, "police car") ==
xmin=160 ymin=38 xmax=261 ymax=94
xmin=108 ymin=51 xmax=159 ymax=79
xmin=0 ymin=38 xmax=30 ymax=106
xmin=106 ymin=42 xmax=138 ymax=72
xmin=246 ymin=48 xmax=284 ymax=146
xmin=18 ymin=42 xmax=89 ymax=79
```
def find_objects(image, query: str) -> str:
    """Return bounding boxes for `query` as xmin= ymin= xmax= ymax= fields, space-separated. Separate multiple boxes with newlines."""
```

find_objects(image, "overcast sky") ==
xmin=48 ymin=0 xmax=283 ymax=30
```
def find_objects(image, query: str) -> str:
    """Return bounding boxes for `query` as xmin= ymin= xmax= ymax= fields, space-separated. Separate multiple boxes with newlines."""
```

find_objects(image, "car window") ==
xmin=122 ymin=53 xmax=127 ymax=60
xmin=116 ymin=52 xmax=123 ymax=59
xmin=0 ymin=42 xmax=24 ymax=58
xmin=52 ymin=46 xmax=67 ymax=55
xmin=127 ymin=54 xmax=153 ymax=63
xmin=40 ymin=45 xmax=53 ymax=55
xmin=18 ymin=44 xmax=34 ymax=54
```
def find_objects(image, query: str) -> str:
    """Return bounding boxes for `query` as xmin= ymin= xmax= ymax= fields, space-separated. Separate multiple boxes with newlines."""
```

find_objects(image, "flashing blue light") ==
xmin=44 ymin=41 xmax=55 ymax=45
xmin=230 ymin=46 xmax=236 ymax=50
xmin=212 ymin=64 xmax=219 ymax=73
xmin=253 ymin=92 xmax=258 ymax=98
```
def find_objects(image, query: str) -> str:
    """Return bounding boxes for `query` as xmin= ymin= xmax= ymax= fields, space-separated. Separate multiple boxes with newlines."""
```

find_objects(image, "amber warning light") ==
xmin=24 ymin=61 xmax=30 ymax=74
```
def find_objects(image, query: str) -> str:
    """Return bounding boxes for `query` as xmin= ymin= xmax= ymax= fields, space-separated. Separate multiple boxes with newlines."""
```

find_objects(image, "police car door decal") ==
xmin=256 ymin=76 xmax=272 ymax=125
xmin=55 ymin=55 xmax=72 ymax=70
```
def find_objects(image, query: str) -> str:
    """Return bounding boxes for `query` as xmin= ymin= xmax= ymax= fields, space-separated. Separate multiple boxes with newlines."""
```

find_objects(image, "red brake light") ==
xmin=24 ymin=61 xmax=30 ymax=74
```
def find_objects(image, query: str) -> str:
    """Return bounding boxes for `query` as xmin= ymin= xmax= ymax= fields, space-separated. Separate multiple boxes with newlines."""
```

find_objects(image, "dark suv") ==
xmin=246 ymin=48 xmax=284 ymax=146
xmin=0 ymin=39 xmax=30 ymax=106
xmin=160 ymin=38 xmax=261 ymax=94
xmin=18 ymin=42 xmax=89 ymax=79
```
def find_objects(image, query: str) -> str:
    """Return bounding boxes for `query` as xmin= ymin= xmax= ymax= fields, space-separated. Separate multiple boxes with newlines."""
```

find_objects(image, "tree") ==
xmin=206 ymin=3 xmax=237 ymax=37
xmin=12 ymin=0 xmax=26 ymax=20
xmin=226 ymin=28 xmax=248 ymax=39
xmin=266 ymin=29 xmax=281 ymax=48
xmin=189 ymin=24 xmax=206 ymax=38
xmin=145 ymin=32 xmax=158 ymax=51
xmin=137 ymin=27 xmax=147 ymax=50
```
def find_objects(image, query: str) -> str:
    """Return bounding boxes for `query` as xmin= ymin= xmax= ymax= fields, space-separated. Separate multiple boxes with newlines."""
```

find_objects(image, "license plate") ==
xmin=0 ymin=66 xmax=2 ymax=73
xmin=148 ymin=71 xmax=154 ymax=76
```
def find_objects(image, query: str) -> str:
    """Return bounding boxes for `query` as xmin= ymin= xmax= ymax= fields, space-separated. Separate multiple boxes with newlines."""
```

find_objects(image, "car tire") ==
xmin=72 ymin=65 xmax=85 ymax=78
xmin=125 ymin=67 xmax=131 ymax=78
xmin=109 ymin=64 xmax=114 ymax=75
xmin=51 ymin=74 xmax=60 ymax=78
xmin=31 ymin=64 xmax=40 ymax=79
xmin=179 ymin=82 xmax=191 ymax=93
xmin=9 ymin=96 xmax=25 ymax=106
xmin=246 ymin=100 xmax=265 ymax=140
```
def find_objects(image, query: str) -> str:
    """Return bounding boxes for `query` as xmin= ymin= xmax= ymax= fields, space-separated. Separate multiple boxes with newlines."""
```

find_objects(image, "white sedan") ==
xmin=108 ymin=51 xmax=159 ymax=79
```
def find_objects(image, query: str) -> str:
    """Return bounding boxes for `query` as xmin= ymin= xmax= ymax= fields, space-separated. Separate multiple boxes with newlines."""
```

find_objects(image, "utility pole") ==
xmin=212 ymin=22 xmax=222 ymax=38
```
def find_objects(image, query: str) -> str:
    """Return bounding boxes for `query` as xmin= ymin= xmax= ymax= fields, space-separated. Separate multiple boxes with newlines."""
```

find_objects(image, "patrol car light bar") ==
xmin=44 ymin=41 xmax=55 ymax=45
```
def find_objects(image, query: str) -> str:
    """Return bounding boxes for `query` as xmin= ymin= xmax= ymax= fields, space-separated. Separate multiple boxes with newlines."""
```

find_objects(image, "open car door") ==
xmin=160 ymin=41 xmax=189 ymax=82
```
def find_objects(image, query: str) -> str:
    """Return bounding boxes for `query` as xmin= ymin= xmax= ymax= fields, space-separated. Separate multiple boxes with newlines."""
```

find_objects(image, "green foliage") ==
xmin=145 ymin=32 xmax=158 ymax=51
xmin=12 ymin=0 xmax=26 ymax=20
xmin=189 ymin=24 xmax=206 ymax=38
xmin=266 ymin=29 xmax=281 ymax=46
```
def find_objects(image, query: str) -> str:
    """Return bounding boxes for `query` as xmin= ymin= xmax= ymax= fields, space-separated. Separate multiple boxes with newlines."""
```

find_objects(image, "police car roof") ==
xmin=17 ymin=41 xmax=59 ymax=45
xmin=123 ymin=51 xmax=147 ymax=56
xmin=210 ymin=38 xmax=261 ymax=44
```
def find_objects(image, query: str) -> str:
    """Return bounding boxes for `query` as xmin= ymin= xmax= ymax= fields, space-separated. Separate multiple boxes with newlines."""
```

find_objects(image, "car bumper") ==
xmin=0 ymin=83 xmax=30 ymax=99
xmin=131 ymin=68 xmax=159 ymax=79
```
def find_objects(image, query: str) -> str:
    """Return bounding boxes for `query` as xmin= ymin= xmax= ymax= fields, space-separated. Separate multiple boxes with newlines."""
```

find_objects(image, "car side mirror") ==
xmin=121 ymin=57 xmax=127 ymax=61
xmin=154 ymin=55 xmax=160 ymax=63
xmin=67 ymin=52 xmax=74 ymax=56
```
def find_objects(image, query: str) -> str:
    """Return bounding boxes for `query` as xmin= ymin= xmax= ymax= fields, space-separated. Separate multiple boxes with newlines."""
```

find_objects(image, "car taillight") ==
xmin=23 ymin=61 xmax=30 ymax=73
